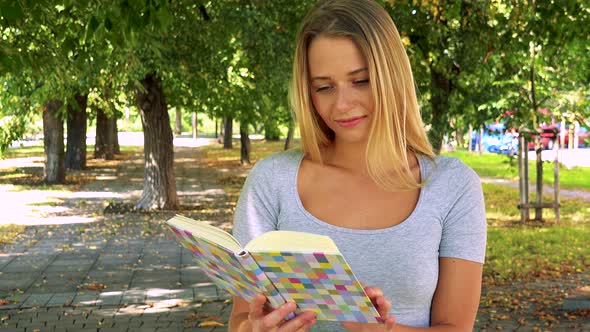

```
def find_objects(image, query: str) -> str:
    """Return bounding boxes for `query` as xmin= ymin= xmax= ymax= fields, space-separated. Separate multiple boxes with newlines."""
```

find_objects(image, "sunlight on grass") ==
xmin=481 ymin=182 xmax=590 ymax=284
xmin=3 ymin=145 xmax=45 ymax=159
xmin=483 ymin=183 xmax=590 ymax=225
xmin=444 ymin=150 xmax=590 ymax=190
xmin=485 ymin=224 xmax=590 ymax=284
xmin=201 ymin=140 xmax=298 ymax=166
xmin=0 ymin=224 xmax=27 ymax=245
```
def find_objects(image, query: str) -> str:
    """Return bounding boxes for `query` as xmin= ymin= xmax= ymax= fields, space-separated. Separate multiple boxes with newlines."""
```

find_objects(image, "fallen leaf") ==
xmin=80 ymin=283 xmax=107 ymax=290
xmin=199 ymin=320 xmax=225 ymax=327
xmin=0 ymin=299 xmax=10 ymax=306
xmin=184 ymin=313 xmax=199 ymax=322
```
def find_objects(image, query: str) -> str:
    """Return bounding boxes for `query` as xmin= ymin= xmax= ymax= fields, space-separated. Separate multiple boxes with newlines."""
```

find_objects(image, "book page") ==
xmin=244 ymin=231 xmax=340 ymax=254
xmin=166 ymin=215 xmax=242 ymax=252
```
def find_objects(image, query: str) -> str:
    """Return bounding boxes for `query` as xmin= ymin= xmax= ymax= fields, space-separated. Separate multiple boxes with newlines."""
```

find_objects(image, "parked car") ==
xmin=525 ymin=124 xmax=558 ymax=150
xmin=500 ymin=108 xmax=559 ymax=150
xmin=470 ymin=123 xmax=518 ymax=155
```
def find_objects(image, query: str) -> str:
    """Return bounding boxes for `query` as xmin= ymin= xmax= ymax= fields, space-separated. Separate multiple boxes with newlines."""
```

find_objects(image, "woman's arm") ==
xmin=428 ymin=257 xmax=483 ymax=331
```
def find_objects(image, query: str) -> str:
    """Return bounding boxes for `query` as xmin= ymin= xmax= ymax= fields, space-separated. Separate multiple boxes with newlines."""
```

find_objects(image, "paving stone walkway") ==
xmin=1 ymin=144 xmax=588 ymax=331
xmin=1 ymin=146 xmax=234 ymax=331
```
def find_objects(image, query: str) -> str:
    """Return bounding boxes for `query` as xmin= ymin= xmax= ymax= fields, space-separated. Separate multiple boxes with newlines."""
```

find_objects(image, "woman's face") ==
xmin=308 ymin=36 xmax=374 ymax=145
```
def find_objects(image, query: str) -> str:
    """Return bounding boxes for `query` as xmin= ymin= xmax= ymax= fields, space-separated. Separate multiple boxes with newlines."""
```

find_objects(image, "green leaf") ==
xmin=105 ymin=17 xmax=113 ymax=31
xmin=89 ymin=15 xmax=99 ymax=32
xmin=0 ymin=1 xmax=25 ymax=21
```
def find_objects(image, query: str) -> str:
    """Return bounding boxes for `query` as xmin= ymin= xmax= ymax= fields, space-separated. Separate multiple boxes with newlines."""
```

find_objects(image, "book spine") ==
xmin=236 ymin=251 xmax=295 ymax=320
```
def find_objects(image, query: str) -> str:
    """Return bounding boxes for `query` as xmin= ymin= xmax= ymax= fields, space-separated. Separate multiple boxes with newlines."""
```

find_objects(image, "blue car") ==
xmin=470 ymin=123 xmax=518 ymax=155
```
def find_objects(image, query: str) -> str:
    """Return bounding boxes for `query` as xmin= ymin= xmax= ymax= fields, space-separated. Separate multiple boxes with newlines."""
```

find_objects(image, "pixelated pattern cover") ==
xmin=236 ymin=251 xmax=293 ymax=312
xmin=250 ymin=251 xmax=381 ymax=323
xmin=166 ymin=225 xmax=270 ymax=303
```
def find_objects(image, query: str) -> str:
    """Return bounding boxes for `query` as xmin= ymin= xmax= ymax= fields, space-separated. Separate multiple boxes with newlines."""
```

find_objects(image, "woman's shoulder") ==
xmin=422 ymin=154 xmax=480 ymax=186
xmin=250 ymin=148 xmax=304 ymax=176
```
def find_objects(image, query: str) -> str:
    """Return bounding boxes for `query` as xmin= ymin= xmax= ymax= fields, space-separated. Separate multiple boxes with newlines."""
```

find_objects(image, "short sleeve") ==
xmin=232 ymin=157 xmax=280 ymax=247
xmin=439 ymin=165 xmax=487 ymax=264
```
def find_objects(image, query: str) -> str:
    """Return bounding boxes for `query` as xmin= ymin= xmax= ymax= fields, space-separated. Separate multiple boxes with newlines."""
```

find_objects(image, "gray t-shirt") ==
xmin=232 ymin=149 xmax=486 ymax=330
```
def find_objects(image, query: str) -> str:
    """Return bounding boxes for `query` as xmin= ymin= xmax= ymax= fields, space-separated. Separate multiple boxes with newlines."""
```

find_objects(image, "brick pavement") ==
xmin=1 ymin=146 xmax=233 ymax=331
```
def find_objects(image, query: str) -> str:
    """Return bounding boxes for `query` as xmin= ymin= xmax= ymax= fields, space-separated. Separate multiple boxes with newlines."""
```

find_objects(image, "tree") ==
xmin=43 ymin=101 xmax=65 ymax=183
xmin=384 ymin=1 xmax=495 ymax=154
xmin=486 ymin=0 xmax=590 ymax=222
xmin=65 ymin=94 xmax=88 ymax=169
xmin=136 ymin=74 xmax=178 ymax=209
xmin=1 ymin=1 xmax=113 ymax=180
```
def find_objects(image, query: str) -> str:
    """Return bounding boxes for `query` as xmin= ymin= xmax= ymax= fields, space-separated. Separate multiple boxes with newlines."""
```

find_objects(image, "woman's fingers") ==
xmin=384 ymin=316 xmax=396 ymax=331
xmin=280 ymin=311 xmax=316 ymax=332
xmin=364 ymin=286 xmax=391 ymax=319
xmin=260 ymin=301 xmax=298 ymax=329
xmin=248 ymin=294 xmax=316 ymax=331
xmin=375 ymin=294 xmax=391 ymax=319
xmin=364 ymin=286 xmax=383 ymax=298
xmin=248 ymin=294 xmax=268 ymax=321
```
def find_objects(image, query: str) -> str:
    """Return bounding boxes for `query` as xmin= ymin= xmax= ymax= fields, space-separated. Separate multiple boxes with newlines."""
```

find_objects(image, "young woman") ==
xmin=228 ymin=0 xmax=487 ymax=331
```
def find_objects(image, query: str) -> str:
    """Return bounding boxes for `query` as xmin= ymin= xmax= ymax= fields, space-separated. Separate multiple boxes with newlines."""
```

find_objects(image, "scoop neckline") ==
xmin=290 ymin=151 xmax=427 ymax=234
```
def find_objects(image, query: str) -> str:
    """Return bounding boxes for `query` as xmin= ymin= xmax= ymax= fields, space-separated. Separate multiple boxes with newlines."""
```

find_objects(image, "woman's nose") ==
xmin=335 ymin=87 xmax=354 ymax=111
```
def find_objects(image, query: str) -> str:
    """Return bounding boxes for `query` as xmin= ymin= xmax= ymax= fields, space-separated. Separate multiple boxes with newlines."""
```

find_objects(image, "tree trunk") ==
xmin=175 ymin=108 xmax=182 ymax=136
xmin=65 ymin=94 xmax=88 ymax=170
xmin=284 ymin=118 xmax=295 ymax=150
xmin=112 ymin=116 xmax=120 ymax=154
xmin=240 ymin=123 xmax=251 ymax=165
xmin=455 ymin=126 xmax=464 ymax=149
xmin=215 ymin=118 xmax=218 ymax=138
xmin=428 ymin=69 xmax=452 ymax=154
xmin=135 ymin=73 xmax=178 ymax=210
xmin=534 ymin=135 xmax=543 ymax=221
xmin=95 ymin=108 xmax=114 ymax=160
xmin=192 ymin=111 xmax=198 ymax=139
xmin=223 ymin=116 xmax=233 ymax=149
xmin=43 ymin=100 xmax=65 ymax=184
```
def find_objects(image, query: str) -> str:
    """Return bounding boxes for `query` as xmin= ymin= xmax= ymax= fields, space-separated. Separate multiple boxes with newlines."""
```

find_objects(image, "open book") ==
xmin=165 ymin=215 xmax=381 ymax=323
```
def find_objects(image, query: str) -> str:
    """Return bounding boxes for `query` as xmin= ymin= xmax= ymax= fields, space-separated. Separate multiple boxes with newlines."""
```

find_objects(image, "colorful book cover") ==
xmin=167 ymin=225 xmax=281 ymax=305
xmin=250 ymin=251 xmax=380 ymax=323
xmin=165 ymin=216 xmax=381 ymax=323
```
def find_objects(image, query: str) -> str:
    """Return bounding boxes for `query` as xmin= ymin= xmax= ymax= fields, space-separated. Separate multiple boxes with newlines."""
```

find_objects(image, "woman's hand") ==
xmin=247 ymin=294 xmax=317 ymax=332
xmin=341 ymin=286 xmax=396 ymax=332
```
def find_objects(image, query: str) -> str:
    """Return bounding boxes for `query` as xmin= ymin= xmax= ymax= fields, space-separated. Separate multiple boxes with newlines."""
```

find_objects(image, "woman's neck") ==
xmin=322 ymin=140 xmax=368 ymax=174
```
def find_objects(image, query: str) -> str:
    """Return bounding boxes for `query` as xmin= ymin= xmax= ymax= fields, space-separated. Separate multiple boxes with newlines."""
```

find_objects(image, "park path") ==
xmin=0 ymin=146 xmax=236 ymax=331
xmin=0 ymin=144 xmax=588 ymax=331
xmin=480 ymin=177 xmax=590 ymax=202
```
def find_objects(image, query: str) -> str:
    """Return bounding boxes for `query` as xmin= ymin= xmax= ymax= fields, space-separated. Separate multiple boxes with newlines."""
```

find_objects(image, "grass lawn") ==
xmin=1 ymin=145 xmax=142 ymax=191
xmin=443 ymin=150 xmax=590 ymax=191
xmin=0 ymin=224 xmax=26 ymax=245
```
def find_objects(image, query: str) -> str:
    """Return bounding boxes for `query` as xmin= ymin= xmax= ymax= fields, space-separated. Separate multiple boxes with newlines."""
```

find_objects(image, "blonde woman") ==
xmin=229 ymin=0 xmax=486 ymax=331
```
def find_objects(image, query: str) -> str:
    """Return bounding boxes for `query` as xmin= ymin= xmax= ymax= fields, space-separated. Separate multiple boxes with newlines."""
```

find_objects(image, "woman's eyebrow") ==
xmin=348 ymin=67 xmax=368 ymax=75
xmin=310 ymin=67 xmax=368 ymax=81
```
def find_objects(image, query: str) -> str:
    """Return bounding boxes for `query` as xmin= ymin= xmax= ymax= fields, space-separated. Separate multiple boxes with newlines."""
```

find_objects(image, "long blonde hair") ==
xmin=289 ymin=0 xmax=434 ymax=191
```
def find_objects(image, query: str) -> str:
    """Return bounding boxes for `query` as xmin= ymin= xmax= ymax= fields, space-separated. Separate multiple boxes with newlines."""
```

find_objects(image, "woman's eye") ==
xmin=354 ymin=79 xmax=369 ymax=86
xmin=315 ymin=86 xmax=332 ymax=93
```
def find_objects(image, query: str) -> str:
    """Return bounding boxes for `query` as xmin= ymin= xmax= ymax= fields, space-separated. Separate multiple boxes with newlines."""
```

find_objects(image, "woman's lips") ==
xmin=335 ymin=115 xmax=367 ymax=128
